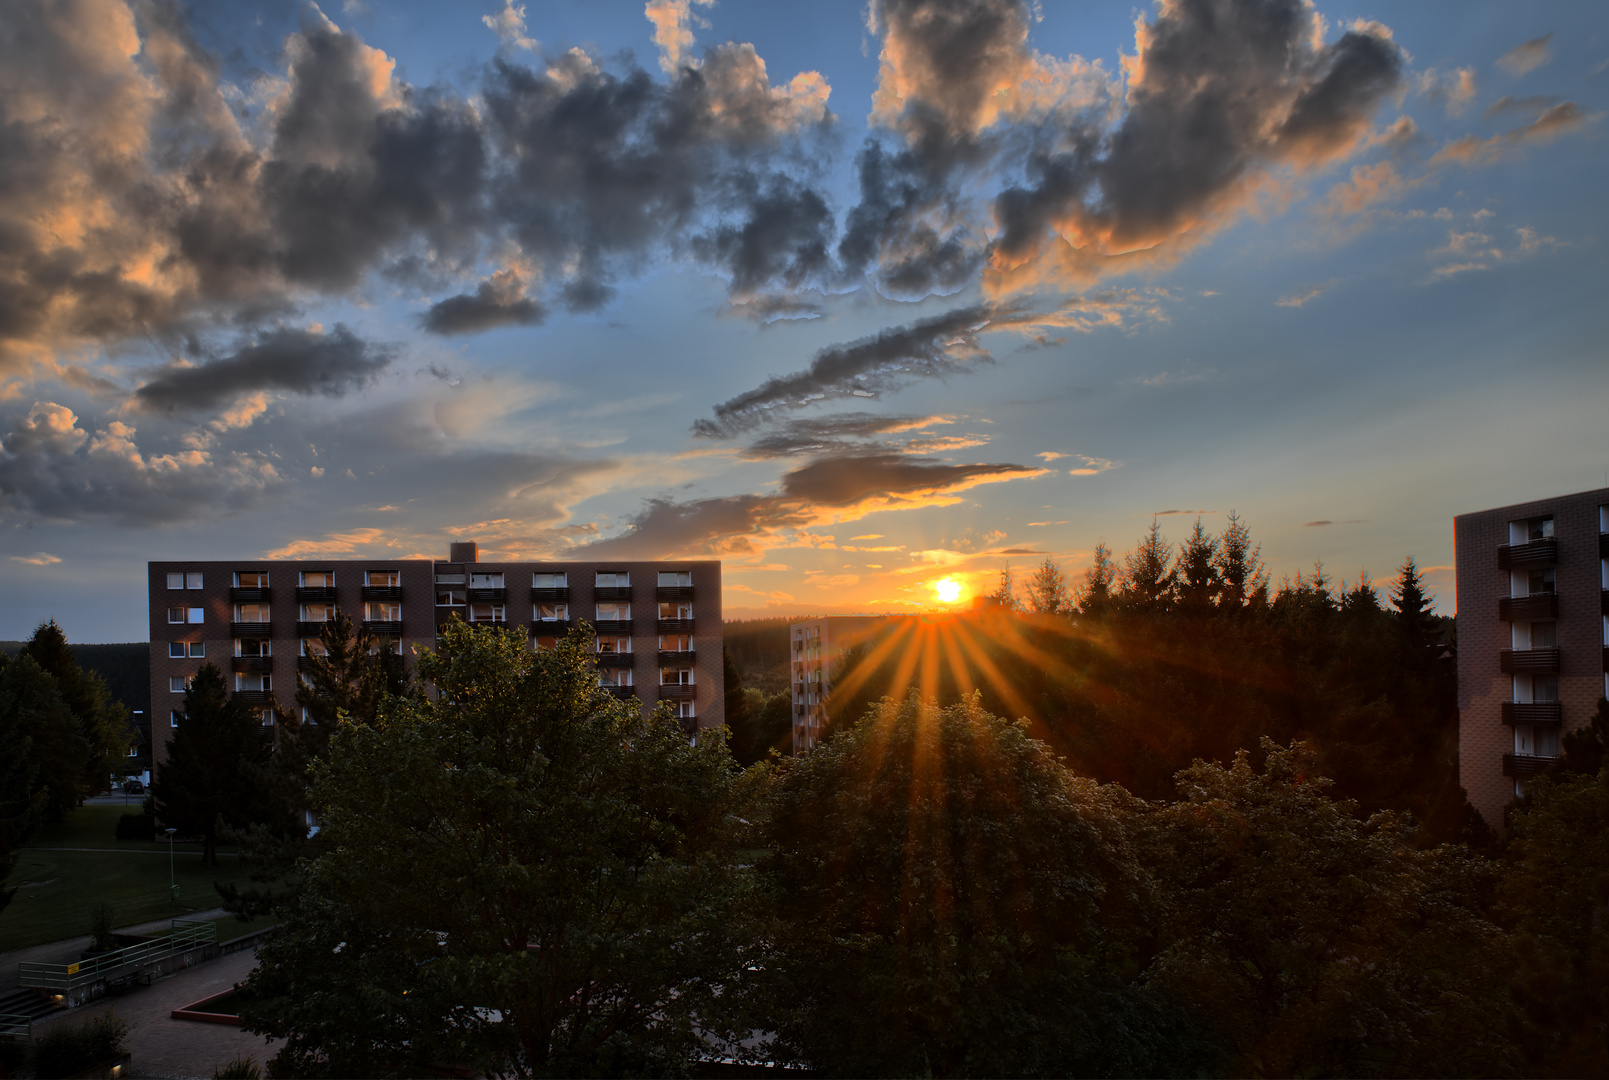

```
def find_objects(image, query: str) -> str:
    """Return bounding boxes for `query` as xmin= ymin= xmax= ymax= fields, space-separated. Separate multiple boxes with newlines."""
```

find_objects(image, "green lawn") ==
xmin=0 ymin=805 xmax=276 ymax=952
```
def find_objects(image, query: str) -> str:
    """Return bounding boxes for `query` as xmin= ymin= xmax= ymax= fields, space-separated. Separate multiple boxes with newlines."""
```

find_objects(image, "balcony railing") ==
xmin=593 ymin=619 xmax=633 ymax=634
xmin=532 ymin=587 xmax=570 ymax=601
xmin=1501 ymin=701 xmax=1562 ymax=725
xmin=1500 ymin=648 xmax=1560 ymax=674
xmin=297 ymin=656 xmax=319 ymax=672
xmin=296 ymin=620 xmax=334 ymax=638
xmin=295 ymin=586 xmax=338 ymax=602
xmin=363 ymin=620 xmax=404 ymax=636
xmin=658 ymin=684 xmax=696 ymax=700
xmin=234 ymin=689 xmax=275 ymax=706
xmin=531 ymin=619 xmax=571 ymax=634
xmin=1503 ymin=753 xmax=1560 ymax=779
xmin=231 ymin=656 xmax=273 ymax=674
xmin=361 ymin=586 xmax=403 ymax=601
xmin=603 ymin=685 xmax=637 ymax=700
xmin=594 ymin=586 xmax=633 ymax=601
xmin=595 ymin=653 xmax=635 ymax=669
xmin=231 ymin=621 xmax=271 ymax=639
xmin=656 ymin=586 xmax=695 ymax=601
xmin=1499 ymin=593 xmax=1558 ymax=621
xmin=1498 ymin=538 xmax=1558 ymax=570
xmin=658 ymin=650 xmax=696 ymax=665
xmin=230 ymin=587 xmax=271 ymax=602
xmin=657 ymin=618 xmax=695 ymax=634
xmin=468 ymin=588 xmax=506 ymax=602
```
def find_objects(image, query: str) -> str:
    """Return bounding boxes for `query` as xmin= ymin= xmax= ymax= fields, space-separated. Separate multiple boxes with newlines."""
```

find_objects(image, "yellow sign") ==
xmin=66 ymin=963 xmax=79 ymax=975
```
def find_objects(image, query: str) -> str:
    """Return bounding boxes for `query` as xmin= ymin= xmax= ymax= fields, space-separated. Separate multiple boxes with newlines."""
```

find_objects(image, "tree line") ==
xmin=0 ymin=622 xmax=133 ymax=912
xmin=125 ymin=615 xmax=1602 ymax=1078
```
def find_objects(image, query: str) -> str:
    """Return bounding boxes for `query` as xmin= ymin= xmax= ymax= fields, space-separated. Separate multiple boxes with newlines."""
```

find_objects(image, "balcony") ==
xmin=1498 ymin=538 xmax=1557 ymax=570
xmin=1501 ymin=701 xmax=1563 ymax=725
xmin=297 ymin=620 xmax=334 ymax=638
xmin=468 ymin=588 xmax=506 ymax=603
xmin=604 ymin=685 xmax=637 ymax=700
xmin=596 ymin=653 xmax=635 ymax=669
xmin=234 ymin=690 xmax=275 ymax=707
xmin=658 ymin=684 xmax=696 ymax=701
xmin=532 ymin=587 xmax=570 ymax=601
xmin=657 ymin=618 xmax=695 ymax=635
xmin=531 ymin=619 xmax=571 ymax=634
xmin=296 ymin=656 xmax=319 ymax=672
xmin=230 ymin=586 xmax=271 ymax=602
xmin=363 ymin=620 xmax=404 ymax=636
xmin=594 ymin=586 xmax=633 ymax=601
xmin=231 ymin=656 xmax=273 ymax=674
xmin=1503 ymin=753 xmax=1560 ymax=779
xmin=658 ymin=650 xmax=696 ymax=665
xmin=1499 ymin=593 xmax=1558 ymax=621
xmin=361 ymin=586 xmax=403 ymax=602
xmin=656 ymin=586 xmax=695 ymax=602
xmin=231 ymin=621 xmax=272 ymax=639
xmin=296 ymin=586 xmax=338 ymax=602
xmin=593 ymin=619 xmax=633 ymax=634
xmin=1500 ymin=648 xmax=1560 ymax=674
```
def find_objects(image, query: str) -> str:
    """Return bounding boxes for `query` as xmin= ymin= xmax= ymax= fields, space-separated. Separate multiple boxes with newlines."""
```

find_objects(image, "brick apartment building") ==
xmin=789 ymin=616 xmax=888 ymax=754
xmin=148 ymin=543 xmax=722 ymax=770
xmin=1455 ymin=488 xmax=1609 ymax=828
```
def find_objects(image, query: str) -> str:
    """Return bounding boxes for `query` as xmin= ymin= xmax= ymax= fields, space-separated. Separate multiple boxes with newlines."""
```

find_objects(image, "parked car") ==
xmin=122 ymin=779 xmax=145 ymax=795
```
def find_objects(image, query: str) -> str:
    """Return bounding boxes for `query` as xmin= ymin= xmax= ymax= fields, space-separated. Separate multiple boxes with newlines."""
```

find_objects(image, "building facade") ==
xmin=148 ymin=543 xmax=722 ymax=770
xmin=1455 ymin=488 xmax=1609 ymax=828
xmin=789 ymin=616 xmax=886 ymax=754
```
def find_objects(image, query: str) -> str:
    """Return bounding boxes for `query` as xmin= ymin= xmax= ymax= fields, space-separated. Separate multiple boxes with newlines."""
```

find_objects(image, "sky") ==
xmin=0 ymin=0 xmax=1605 ymax=643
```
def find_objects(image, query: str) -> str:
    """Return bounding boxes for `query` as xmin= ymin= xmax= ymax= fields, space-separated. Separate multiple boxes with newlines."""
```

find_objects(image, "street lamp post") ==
xmin=165 ymin=827 xmax=178 ymax=907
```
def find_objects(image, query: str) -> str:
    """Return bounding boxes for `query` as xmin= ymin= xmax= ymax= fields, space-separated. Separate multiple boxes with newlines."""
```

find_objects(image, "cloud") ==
xmin=421 ymin=269 xmax=545 ymax=334
xmin=1305 ymin=520 xmax=1334 ymax=527
xmin=1497 ymin=33 xmax=1552 ymax=77
xmin=695 ymin=305 xmax=994 ymax=435
xmin=1066 ymin=455 xmax=1117 ymax=476
xmin=645 ymin=0 xmax=713 ymax=74
xmin=1276 ymin=280 xmax=1337 ymax=308
xmin=1416 ymin=67 xmax=1477 ymax=115
xmin=9 ymin=552 xmax=61 ymax=565
xmin=1154 ymin=508 xmax=1216 ymax=516
xmin=134 ymin=326 xmax=394 ymax=413
xmin=739 ymin=412 xmax=959 ymax=458
xmin=577 ymin=450 xmax=1042 ymax=558
xmin=0 ymin=401 xmax=282 ymax=525
xmin=1484 ymin=95 xmax=1560 ymax=119
xmin=483 ymin=0 xmax=536 ymax=51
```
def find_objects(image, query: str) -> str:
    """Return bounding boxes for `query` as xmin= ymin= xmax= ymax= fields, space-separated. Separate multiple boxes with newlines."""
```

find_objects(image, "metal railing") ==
xmin=17 ymin=920 xmax=217 ymax=993
xmin=0 ymin=1013 xmax=30 ymax=1038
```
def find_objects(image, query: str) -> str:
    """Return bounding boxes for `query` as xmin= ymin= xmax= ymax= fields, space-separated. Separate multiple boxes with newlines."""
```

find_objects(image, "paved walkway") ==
xmin=31 ymin=948 xmax=277 ymax=1080
xmin=0 ymin=910 xmax=230 ymax=991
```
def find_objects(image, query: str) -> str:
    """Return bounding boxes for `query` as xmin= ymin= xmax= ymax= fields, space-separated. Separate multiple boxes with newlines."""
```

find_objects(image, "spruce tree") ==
xmin=1388 ymin=557 xmax=1438 ymax=654
xmin=1024 ymin=557 xmax=1071 ymax=615
xmin=1173 ymin=519 xmax=1222 ymax=615
xmin=1076 ymin=543 xmax=1116 ymax=618
xmin=1119 ymin=520 xmax=1175 ymax=613
xmin=20 ymin=621 xmax=131 ymax=795
xmin=1213 ymin=511 xmax=1266 ymax=612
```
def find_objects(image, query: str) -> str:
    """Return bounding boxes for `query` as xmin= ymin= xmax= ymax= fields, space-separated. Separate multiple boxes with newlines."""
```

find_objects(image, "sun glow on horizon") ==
xmin=934 ymin=578 xmax=962 ymax=603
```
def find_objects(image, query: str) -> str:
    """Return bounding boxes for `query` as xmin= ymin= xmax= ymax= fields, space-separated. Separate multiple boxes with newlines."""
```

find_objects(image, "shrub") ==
xmin=31 ymin=1009 xmax=129 ymax=1077
xmin=89 ymin=903 xmax=116 ymax=951
xmin=214 ymin=1055 xmax=263 ymax=1079
xmin=115 ymin=812 xmax=155 ymax=841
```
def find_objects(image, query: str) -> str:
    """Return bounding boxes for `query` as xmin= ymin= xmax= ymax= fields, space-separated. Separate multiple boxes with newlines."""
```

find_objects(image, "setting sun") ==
xmin=934 ymin=578 xmax=962 ymax=603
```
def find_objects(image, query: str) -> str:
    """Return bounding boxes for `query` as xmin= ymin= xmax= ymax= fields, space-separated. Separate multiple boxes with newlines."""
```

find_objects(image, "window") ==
xmin=599 ymin=668 xmax=633 ymax=687
xmin=1529 ymin=568 xmax=1556 ymax=595
xmin=171 ymin=709 xmax=182 ymax=727
xmin=597 ymin=635 xmax=631 ymax=654
xmin=128 ymin=744 xmax=141 ymax=757
xmin=534 ymin=635 xmax=559 ymax=651
xmin=167 ymin=572 xmax=186 ymax=589
xmin=235 ymin=603 xmax=270 ymax=622
xmin=596 ymin=601 xmax=631 ymax=621
xmin=672 ymin=700 xmax=696 ymax=720
xmin=169 ymin=641 xmax=205 ymax=658
xmin=1534 ymin=675 xmax=1560 ymax=702
xmin=659 ymin=634 xmax=692 ymax=652
xmin=261 ymin=710 xmax=275 ymax=726
xmin=1529 ymin=516 xmax=1554 ymax=541
xmin=535 ymin=603 xmax=568 ymax=622
xmin=533 ymin=572 xmax=567 ymax=589
xmin=470 ymin=572 xmax=504 ymax=588
xmin=365 ymin=601 xmax=402 ymax=621
xmin=435 ymin=571 xmax=465 ymax=585
xmin=236 ymin=639 xmax=270 ymax=658
xmin=436 ymin=588 xmax=465 ymax=606
xmin=661 ymin=667 xmax=694 ymax=685
xmin=300 ymin=570 xmax=334 ymax=587
xmin=596 ymin=571 xmax=629 ymax=588
xmin=658 ymin=571 xmax=692 ymax=586
xmin=169 ymin=641 xmax=185 ymax=658
xmin=236 ymin=673 xmax=271 ymax=692
xmin=235 ymin=571 xmax=268 ymax=588
xmin=659 ymin=601 xmax=693 ymax=620
xmin=300 ymin=603 xmax=336 ymax=622
xmin=1530 ymin=621 xmax=1557 ymax=649
xmin=301 ymin=639 xmax=327 ymax=658
xmin=168 ymin=675 xmax=191 ymax=693
xmin=469 ymin=603 xmax=505 ymax=623
xmin=167 ymin=606 xmax=205 ymax=624
xmin=366 ymin=570 xmax=401 ymax=587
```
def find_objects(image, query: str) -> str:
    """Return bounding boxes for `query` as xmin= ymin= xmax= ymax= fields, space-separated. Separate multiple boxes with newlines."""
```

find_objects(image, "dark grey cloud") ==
xmin=421 ymin=275 xmax=545 ymax=335
xmin=134 ymin=326 xmax=394 ymax=412
xmin=779 ymin=452 xmax=1036 ymax=506
xmin=741 ymin=412 xmax=954 ymax=458
xmin=695 ymin=304 xmax=994 ymax=436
